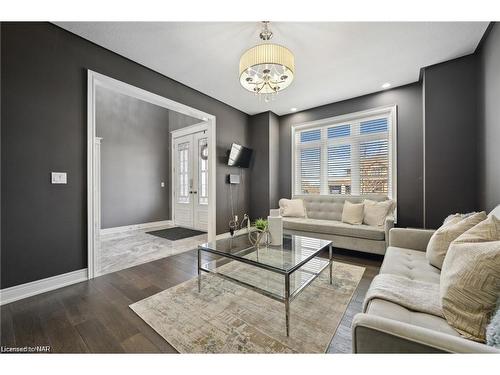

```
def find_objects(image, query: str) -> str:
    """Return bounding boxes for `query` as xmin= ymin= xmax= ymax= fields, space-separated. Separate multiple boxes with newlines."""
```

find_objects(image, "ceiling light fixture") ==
xmin=290 ymin=107 xmax=298 ymax=112
xmin=239 ymin=21 xmax=295 ymax=103
xmin=382 ymin=82 xmax=391 ymax=89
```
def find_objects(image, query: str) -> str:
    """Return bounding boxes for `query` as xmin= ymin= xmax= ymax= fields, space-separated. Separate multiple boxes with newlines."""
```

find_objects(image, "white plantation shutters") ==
xmin=293 ymin=107 xmax=396 ymax=198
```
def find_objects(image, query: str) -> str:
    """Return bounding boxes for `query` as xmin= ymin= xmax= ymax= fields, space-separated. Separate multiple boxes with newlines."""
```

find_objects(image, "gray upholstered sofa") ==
xmin=282 ymin=195 xmax=394 ymax=255
xmin=352 ymin=205 xmax=500 ymax=353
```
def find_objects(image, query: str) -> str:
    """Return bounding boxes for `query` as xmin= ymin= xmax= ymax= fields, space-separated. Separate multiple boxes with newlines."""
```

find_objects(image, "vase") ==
xmin=255 ymin=229 xmax=269 ymax=247
xmin=267 ymin=212 xmax=283 ymax=246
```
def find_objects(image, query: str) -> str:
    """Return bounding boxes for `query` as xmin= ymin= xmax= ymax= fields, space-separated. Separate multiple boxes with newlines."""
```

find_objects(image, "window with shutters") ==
xmin=292 ymin=106 xmax=396 ymax=199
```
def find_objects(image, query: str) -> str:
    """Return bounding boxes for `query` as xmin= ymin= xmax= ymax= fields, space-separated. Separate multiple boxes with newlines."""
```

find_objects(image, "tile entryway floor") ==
xmin=98 ymin=224 xmax=207 ymax=276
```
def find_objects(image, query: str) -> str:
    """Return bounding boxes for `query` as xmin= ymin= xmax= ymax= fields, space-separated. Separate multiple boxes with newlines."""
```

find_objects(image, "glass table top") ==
xmin=199 ymin=233 xmax=332 ymax=274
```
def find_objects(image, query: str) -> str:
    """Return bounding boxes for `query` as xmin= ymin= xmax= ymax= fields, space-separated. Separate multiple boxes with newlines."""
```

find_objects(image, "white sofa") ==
xmin=352 ymin=205 xmax=500 ymax=353
xmin=282 ymin=195 xmax=394 ymax=255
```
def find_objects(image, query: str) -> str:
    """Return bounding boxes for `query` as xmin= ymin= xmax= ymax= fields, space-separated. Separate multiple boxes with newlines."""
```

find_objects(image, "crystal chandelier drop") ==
xmin=239 ymin=21 xmax=295 ymax=102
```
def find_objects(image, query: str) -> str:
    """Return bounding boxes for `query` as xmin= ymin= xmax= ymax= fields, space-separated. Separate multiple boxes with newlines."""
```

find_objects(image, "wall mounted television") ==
xmin=227 ymin=143 xmax=253 ymax=168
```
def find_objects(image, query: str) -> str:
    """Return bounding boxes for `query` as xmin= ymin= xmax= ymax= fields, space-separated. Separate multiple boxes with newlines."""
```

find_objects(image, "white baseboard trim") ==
xmin=0 ymin=269 xmax=88 ymax=306
xmin=100 ymin=220 xmax=173 ymax=235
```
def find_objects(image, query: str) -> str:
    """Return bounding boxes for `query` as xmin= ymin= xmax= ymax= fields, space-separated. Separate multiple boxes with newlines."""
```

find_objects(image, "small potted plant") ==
xmin=252 ymin=218 xmax=269 ymax=246
xmin=254 ymin=218 xmax=268 ymax=231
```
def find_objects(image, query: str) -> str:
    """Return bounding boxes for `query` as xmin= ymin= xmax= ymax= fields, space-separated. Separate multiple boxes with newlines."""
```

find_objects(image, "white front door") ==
xmin=173 ymin=130 xmax=209 ymax=231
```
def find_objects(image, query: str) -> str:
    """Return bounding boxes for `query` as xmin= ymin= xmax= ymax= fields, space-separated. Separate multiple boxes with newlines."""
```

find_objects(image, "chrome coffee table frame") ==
xmin=197 ymin=239 xmax=333 ymax=336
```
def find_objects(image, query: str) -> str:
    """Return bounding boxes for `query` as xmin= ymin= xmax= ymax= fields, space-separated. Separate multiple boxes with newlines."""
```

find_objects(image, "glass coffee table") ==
xmin=197 ymin=233 xmax=333 ymax=336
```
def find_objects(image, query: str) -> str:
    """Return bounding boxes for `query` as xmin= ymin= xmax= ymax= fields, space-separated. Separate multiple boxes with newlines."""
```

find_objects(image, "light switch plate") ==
xmin=51 ymin=172 xmax=67 ymax=184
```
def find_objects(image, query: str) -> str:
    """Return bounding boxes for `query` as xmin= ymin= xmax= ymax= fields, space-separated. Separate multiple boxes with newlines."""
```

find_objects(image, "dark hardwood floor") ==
xmin=0 ymin=248 xmax=381 ymax=353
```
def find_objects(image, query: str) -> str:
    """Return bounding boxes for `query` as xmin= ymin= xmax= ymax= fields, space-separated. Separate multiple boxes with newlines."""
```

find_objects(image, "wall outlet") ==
xmin=161 ymin=182 xmax=165 ymax=187
xmin=51 ymin=172 xmax=67 ymax=184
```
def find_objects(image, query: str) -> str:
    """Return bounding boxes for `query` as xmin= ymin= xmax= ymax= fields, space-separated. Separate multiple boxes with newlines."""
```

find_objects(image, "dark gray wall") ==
xmin=1 ymin=22 xmax=249 ymax=288
xmin=479 ymin=23 xmax=500 ymax=212
xmin=279 ymin=83 xmax=424 ymax=228
xmin=0 ymin=23 xmax=2 ymax=277
xmin=269 ymin=112 xmax=280 ymax=210
xmin=96 ymin=86 xmax=170 ymax=228
xmin=248 ymin=112 xmax=270 ymax=219
xmin=168 ymin=111 xmax=201 ymax=132
xmin=248 ymin=111 xmax=281 ymax=220
xmin=423 ymin=55 xmax=480 ymax=228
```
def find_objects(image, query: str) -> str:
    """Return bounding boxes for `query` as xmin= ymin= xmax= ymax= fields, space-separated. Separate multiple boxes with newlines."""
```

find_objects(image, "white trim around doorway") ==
xmin=87 ymin=70 xmax=216 ymax=280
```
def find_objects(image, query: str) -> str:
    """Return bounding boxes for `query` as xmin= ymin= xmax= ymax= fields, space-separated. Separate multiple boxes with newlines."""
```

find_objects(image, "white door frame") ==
xmin=87 ymin=70 xmax=217 ymax=279
xmin=171 ymin=122 xmax=209 ymax=230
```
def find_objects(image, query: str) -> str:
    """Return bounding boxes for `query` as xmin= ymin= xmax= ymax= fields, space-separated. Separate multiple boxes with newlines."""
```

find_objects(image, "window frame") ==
xmin=291 ymin=105 xmax=397 ymax=214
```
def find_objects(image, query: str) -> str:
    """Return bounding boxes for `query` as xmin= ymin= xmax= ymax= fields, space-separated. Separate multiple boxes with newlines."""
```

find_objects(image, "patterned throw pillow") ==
xmin=440 ymin=215 xmax=500 ymax=342
xmin=426 ymin=211 xmax=487 ymax=269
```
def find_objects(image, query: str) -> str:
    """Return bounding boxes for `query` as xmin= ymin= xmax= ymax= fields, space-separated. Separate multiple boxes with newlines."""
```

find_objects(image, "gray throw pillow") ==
xmin=486 ymin=299 xmax=500 ymax=348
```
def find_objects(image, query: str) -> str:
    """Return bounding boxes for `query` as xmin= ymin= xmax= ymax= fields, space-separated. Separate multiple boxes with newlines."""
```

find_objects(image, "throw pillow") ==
xmin=440 ymin=215 xmax=500 ymax=342
xmin=426 ymin=211 xmax=487 ymax=269
xmin=443 ymin=212 xmax=477 ymax=225
xmin=488 ymin=204 xmax=500 ymax=219
xmin=363 ymin=199 xmax=394 ymax=226
xmin=486 ymin=299 xmax=500 ymax=348
xmin=279 ymin=198 xmax=307 ymax=218
xmin=342 ymin=201 xmax=364 ymax=225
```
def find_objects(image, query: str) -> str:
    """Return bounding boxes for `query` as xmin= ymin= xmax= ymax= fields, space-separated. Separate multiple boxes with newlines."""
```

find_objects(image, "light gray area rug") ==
xmin=130 ymin=259 xmax=365 ymax=353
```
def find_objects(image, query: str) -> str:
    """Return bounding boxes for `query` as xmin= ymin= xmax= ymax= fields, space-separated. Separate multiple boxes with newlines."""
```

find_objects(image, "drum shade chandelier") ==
xmin=239 ymin=21 xmax=295 ymax=102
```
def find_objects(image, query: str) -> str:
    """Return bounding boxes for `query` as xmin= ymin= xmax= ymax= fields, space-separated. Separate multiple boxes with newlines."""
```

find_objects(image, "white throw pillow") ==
xmin=279 ymin=198 xmax=307 ymax=218
xmin=426 ymin=211 xmax=487 ymax=269
xmin=363 ymin=199 xmax=394 ymax=226
xmin=342 ymin=201 xmax=364 ymax=225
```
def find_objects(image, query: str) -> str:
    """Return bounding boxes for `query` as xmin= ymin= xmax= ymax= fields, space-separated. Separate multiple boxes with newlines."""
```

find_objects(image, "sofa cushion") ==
xmin=293 ymin=194 xmax=389 ymax=222
xmin=366 ymin=298 xmax=460 ymax=337
xmin=282 ymin=217 xmax=385 ymax=240
xmin=380 ymin=247 xmax=441 ymax=284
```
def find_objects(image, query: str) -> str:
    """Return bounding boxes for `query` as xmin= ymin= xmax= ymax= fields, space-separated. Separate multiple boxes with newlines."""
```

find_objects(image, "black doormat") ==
xmin=146 ymin=227 xmax=206 ymax=241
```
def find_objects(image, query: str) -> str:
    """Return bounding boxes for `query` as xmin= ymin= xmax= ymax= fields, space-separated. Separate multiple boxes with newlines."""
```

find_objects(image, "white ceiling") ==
xmin=55 ymin=22 xmax=489 ymax=116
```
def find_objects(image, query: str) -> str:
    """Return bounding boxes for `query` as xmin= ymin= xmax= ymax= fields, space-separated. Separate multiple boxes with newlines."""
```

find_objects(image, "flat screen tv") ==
xmin=227 ymin=143 xmax=253 ymax=168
